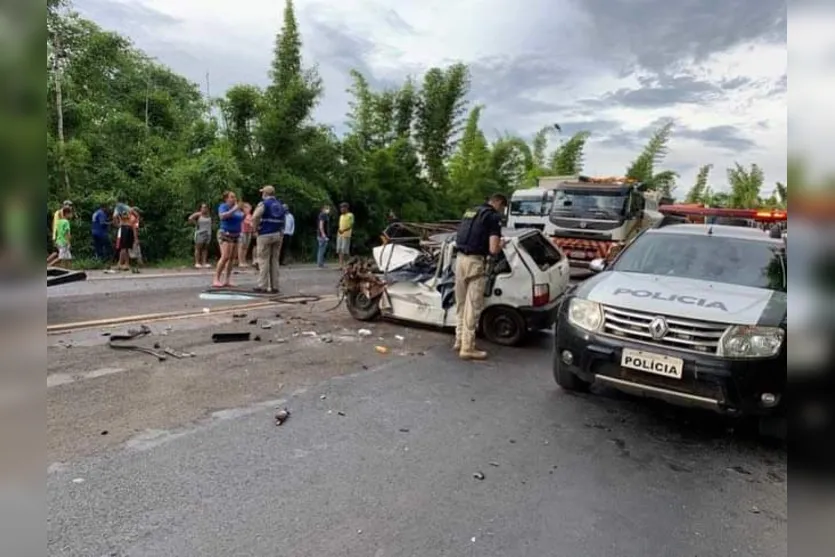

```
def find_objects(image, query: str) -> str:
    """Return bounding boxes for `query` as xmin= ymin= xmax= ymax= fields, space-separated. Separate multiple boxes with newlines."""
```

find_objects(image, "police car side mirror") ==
xmin=589 ymin=258 xmax=607 ymax=273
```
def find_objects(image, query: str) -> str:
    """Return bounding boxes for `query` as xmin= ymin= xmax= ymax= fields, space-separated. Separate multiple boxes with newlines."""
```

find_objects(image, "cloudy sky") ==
xmin=73 ymin=0 xmax=791 ymax=195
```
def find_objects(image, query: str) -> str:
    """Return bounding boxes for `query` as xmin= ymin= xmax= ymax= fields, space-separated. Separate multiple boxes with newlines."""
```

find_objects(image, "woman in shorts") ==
xmin=213 ymin=191 xmax=244 ymax=288
xmin=188 ymin=203 xmax=213 ymax=268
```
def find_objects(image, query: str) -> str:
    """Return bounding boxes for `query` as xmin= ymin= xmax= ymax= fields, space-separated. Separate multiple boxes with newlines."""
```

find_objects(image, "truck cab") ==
xmin=547 ymin=177 xmax=662 ymax=267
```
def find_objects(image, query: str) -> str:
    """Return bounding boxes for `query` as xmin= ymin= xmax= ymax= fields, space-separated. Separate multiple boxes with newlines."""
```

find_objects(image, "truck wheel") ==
xmin=480 ymin=306 xmax=526 ymax=346
xmin=346 ymin=291 xmax=381 ymax=321
xmin=553 ymin=357 xmax=590 ymax=392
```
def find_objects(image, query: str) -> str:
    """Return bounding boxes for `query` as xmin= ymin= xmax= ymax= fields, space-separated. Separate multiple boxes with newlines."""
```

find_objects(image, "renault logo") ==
xmin=648 ymin=316 xmax=669 ymax=340
xmin=579 ymin=221 xmax=588 ymax=229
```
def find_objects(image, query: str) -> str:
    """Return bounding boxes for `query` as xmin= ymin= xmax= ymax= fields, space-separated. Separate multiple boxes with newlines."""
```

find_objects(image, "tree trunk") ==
xmin=52 ymin=31 xmax=71 ymax=192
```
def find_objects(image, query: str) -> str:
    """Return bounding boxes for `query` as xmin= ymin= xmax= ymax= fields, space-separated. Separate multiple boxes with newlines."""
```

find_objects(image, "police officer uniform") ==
xmin=252 ymin=186 xmax=286 ymax=293
xmin=454 ymin=202 xmax=503 ymax=359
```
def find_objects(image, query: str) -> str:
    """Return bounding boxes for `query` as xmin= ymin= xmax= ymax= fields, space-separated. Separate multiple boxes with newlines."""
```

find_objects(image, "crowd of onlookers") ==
xmin=47 ymin=188 xmax=360 ymax=291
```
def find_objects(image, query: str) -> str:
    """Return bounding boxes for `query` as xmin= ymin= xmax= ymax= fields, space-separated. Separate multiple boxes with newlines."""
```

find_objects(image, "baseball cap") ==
xmin=260 ymin=185 xmax=275 ymax=196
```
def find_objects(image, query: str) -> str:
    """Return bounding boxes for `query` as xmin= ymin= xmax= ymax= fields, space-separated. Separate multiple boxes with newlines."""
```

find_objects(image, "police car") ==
xmin=553 ymin=223 xmax=787 ymax=433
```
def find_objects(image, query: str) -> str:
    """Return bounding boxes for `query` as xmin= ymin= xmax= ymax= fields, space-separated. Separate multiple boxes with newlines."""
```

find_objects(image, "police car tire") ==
xmin=346 ymin=291 xmax=381 ymax=321
xmin=553 ymin=360 xmax=590 ymax=392
xmin=480 ymin=306 xmax=526 ymax=347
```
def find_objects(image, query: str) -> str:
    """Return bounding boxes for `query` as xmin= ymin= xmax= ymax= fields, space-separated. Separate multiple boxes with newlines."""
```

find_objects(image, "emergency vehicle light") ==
xmin=659 ymin=205 xmax=788 ymax=222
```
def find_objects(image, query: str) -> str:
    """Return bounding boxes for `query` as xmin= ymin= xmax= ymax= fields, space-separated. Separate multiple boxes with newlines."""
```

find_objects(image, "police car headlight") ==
xmin=718 ymin=326 xmax=784 ymax=359
xmin=568 ymin=298 xmax=603 ymax=332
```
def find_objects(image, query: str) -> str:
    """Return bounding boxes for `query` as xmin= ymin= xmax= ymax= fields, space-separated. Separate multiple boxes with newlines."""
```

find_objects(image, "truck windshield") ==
xmin=551 ymin=189 xmax=627 ymax=220
xmin=510 ymin=196 xmax=546 ymax=216
xmin=612 ymin=233 xmax=787 ymax=292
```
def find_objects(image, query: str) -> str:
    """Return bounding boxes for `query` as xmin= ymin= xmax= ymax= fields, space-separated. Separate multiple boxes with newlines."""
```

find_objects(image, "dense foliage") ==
xmin=46 ymin=0 xmax=785 ymax=262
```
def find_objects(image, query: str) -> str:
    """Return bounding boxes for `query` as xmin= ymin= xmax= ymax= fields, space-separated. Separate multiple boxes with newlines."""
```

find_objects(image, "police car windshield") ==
xmin=551 ymin=189 xmax=626 ymax=219
xmin=612 ymin=233 xmax=786 ymax=292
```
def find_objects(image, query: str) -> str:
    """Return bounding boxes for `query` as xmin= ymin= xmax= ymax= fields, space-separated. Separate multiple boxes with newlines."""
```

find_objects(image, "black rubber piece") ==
xmin=211 ymin=332 xmax=252 ymax=343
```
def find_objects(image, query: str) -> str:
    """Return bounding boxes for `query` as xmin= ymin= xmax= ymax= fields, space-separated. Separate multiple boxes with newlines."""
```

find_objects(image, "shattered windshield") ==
xmin=550 ymin=189 xmax=627 ymax=220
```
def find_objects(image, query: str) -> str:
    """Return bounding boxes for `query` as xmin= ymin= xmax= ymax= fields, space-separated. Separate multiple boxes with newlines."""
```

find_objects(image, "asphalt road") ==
xmin=46 ymin=267 xmax=786 ymax=556
xmin=47 ymin=339 xmax=786 ymax=557
xmin=47 ymin=266 xmax=342 ymax=325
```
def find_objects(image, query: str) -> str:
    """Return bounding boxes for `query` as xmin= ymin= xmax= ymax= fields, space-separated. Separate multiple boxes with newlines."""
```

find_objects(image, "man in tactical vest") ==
xmin=453 ymin=193 xmax=508 ymax=360
xmin=251 ymin=185 xmax=286 ymax=293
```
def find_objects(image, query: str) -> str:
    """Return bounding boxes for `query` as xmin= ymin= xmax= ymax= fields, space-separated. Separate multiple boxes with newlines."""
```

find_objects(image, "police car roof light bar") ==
xmin=658 ymin=205 xmax=787 ymax=222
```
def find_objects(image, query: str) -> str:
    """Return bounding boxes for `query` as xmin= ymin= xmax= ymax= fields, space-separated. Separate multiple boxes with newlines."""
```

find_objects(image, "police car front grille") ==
xmin=602 ymin=306 xmax=728 ymax=354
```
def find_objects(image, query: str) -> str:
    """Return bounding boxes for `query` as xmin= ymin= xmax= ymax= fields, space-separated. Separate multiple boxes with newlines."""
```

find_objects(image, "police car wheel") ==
xmin=346 ymin=291 xmax=381 ymax=321
xmin=480 ymin=307 xmax=526 ymax=346
xmin=553 ymin=359 xmax=590 ymax=392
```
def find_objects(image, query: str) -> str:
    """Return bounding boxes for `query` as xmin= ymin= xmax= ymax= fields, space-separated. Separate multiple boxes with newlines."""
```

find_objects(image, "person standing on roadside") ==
xmin=91 ymin=203 xmax=111 ymax=262
xmin=52 ymin=200 xmax=72 ymax=248
xmin=280 ymin=203 xmax=294 ymax=266
xmin=188 ymin=203 xmax=213 ymax=268
xmin=114 ymin=202 xmax=135 ymax=272
xmin=336 ymin=202 xmax=354 ymax=268
xmin=251 ymin=185 xmax=285 ymax=293
xmin=238 ymin=203 xmax=254 ymax=268
xmin=48 ymin=206 xmax=73 ymax=268
xmin=213 ymin=191 xmax=244 ymax=288
xmin=127 ymin=207 xmax=143 ymax=272
xmin=453 ymin=193 xmax=507 ymax=361
xmin=316 ymin=204 xmax=330 ymax=268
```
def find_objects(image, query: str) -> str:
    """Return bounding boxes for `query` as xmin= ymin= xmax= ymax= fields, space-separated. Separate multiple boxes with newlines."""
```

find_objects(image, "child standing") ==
xmin=238 ymin=203 xmax=254 ymax=267
xmin=127 ymin=207 xmax=142 ymax=273
xmin=47 ymin=206 xmax=73 ymax=268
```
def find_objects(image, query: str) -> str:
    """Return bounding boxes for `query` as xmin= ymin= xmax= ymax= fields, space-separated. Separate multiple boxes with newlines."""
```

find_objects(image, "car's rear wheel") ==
xmin=553 ymin=356 xmax=591 ymax=392
xmin=346 ymin=291 xmax=381 ymax=321
xmin=480 ymin=306 xmax=527 ymax=346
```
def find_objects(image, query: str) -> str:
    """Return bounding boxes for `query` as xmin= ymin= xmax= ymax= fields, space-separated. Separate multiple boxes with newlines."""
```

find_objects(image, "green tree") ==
xmin=549 ymin=131 xmax=591 ymax=175
xmin=727 ymin=162 xmax=764 ymax=208
xmin=684 ymin=164 xmax=712 ymax=203
xmin=625 ymin=120 xmax=678 ymax=196
xmin=414 ymin=63 xmax=470 ymax=187
xmin=447 ymin=105 xmax=494 ymax=208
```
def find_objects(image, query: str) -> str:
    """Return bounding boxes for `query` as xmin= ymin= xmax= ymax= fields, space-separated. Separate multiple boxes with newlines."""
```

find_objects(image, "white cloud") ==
xmin=75 ymin=0 xmax=788 ymax=194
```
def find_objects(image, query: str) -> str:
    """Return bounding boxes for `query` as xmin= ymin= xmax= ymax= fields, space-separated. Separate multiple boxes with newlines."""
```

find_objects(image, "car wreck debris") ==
xmin=274 ymin=408 xmax=290 ymax=426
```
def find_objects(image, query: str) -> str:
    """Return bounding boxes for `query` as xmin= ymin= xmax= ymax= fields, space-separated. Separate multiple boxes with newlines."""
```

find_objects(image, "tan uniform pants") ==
xmin=454 ymin=254 xmax=487 ymax=349
xmin=256 ymin=232 xmax=283 ymax=290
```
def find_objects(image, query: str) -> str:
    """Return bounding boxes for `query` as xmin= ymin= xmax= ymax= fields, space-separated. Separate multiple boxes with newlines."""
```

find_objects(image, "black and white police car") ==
xmin=553 ymin=223 xmax=787 ymax=434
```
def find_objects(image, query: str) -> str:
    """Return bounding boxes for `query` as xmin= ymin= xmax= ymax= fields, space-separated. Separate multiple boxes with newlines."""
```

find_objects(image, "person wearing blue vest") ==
xmin=251 ymin=185 xmax=286 ymax=293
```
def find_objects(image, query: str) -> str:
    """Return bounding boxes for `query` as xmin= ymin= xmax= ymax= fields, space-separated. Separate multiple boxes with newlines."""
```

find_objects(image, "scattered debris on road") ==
xmin=108 ymin=325 xmax=167 ymax=361
xmin=211 ymin=332 xmax=252 ymax=343
xmin=488 ymin=462 xmax=499 ymax=467
xmin=399 ymin=428 xmax=410 ymax=433
xmin=274 ymin=408 xmax=290 ymax=426
xmin=337 ymin=411 xmax=346 ymax=416
xmin=473 ymin=472 xmax=485 ymax=480
xmin=358 ymin=329 xmax=372 ymax=337
xmin=375 ymin=346 xmax=389 ymax=354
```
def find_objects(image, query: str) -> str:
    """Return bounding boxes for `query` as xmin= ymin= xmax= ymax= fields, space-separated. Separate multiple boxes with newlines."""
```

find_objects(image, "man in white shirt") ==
xmin=280 ymin=203 xmax=295 ymax=265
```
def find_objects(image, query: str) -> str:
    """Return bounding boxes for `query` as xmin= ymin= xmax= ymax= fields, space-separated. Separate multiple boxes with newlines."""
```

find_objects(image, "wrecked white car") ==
xmin=340 ymin=228 xmax=571 ymax=346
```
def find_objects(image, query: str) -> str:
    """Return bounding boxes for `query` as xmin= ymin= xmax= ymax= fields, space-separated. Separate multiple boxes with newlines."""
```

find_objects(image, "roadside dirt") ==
xmin=47 ymin=302 xmax=447 ymax=464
